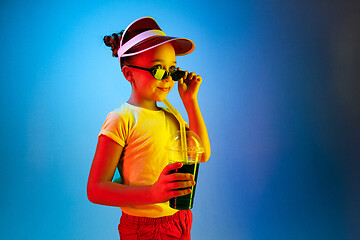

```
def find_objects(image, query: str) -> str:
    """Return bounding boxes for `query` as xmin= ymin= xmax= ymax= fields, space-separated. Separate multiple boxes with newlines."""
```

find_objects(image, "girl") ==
xmin=87 ymin=17 xmax=211 ymax=240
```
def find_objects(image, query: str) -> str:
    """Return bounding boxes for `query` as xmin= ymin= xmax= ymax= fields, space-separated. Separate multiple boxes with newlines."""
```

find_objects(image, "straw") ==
xmin=162 ymin=99 xmax=188 ymax=164
xmin=163 ymin=98 xmax=201 ymax=209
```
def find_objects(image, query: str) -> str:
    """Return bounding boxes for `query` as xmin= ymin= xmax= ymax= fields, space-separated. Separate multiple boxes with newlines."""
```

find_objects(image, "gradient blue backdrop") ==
xmin=1 ymin=0 xmax=359 ymax=239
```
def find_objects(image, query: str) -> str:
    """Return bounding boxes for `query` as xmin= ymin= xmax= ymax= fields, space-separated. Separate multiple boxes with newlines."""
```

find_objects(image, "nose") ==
xmin=162 ymin=72 xmax=173 ymax=82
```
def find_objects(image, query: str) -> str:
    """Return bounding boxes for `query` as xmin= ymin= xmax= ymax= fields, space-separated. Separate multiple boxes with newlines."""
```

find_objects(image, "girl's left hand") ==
xmin=177 ymin=68 xmax=202 ymax=103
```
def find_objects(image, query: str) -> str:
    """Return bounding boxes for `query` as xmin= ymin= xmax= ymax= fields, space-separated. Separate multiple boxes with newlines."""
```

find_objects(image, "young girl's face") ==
xmin=127 ymin=43 xmax=177 ymax=103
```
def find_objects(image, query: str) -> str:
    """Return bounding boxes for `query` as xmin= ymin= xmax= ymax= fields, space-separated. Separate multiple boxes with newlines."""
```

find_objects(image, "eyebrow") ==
xmin=151 ymin=59 xmax=177 ymax=64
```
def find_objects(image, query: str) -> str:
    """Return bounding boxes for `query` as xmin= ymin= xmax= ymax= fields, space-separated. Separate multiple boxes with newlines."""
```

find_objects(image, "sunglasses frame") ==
xmin=125 ymin=65 xmax=185 ymax=81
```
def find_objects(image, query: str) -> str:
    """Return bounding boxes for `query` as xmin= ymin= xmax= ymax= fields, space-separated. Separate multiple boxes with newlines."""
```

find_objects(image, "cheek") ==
xmin=135 ymin=71 xmax=151 ymax=81
xmin=135 ymin=74 xmax=155 ymax=88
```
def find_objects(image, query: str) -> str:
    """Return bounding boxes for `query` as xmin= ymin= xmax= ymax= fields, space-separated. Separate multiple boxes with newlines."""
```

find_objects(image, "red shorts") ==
xmin=118 ymin=210 xmax=193 ymax=240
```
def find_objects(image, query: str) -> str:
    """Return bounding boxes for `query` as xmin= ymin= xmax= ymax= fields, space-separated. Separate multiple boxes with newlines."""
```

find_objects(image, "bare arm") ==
xmin=87 ymin=135 xmax=195 ymax=207
xmin=184 ymin=99 xmax=211 ymax=162
xmin=178 ymin=70 xmax=211 ymax=162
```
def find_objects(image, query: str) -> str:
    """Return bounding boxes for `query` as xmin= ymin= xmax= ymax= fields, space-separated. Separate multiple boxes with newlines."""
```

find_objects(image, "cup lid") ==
xmin=166 ymin=130 xmax=205 ymax=153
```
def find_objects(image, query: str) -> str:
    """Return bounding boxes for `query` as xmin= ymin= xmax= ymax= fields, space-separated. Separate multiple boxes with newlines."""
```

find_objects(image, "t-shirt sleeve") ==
xmin=98 ymin=112 xmax=128 ymax=147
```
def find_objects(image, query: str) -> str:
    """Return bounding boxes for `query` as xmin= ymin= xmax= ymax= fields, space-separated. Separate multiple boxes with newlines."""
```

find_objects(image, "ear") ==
xmin=122 ymin=66 xmax=133 ymax=83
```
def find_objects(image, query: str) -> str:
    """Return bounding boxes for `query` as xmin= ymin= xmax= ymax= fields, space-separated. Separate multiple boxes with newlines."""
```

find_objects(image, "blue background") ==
xmin=1 ymin=0 xmax=359 ymax=239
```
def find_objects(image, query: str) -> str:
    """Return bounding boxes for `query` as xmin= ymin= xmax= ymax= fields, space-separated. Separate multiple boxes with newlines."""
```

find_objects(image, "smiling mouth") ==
xmin=157 ymin=87 xmax=170 ymax=92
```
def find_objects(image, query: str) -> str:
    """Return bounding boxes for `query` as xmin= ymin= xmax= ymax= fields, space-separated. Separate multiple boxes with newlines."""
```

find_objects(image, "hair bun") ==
xmin=103 ymin=30 xmax=124 ymax=57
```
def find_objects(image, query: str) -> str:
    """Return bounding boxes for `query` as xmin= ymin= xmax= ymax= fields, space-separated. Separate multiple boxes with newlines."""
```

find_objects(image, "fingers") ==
xmin=186 ymin=72 xmax=201 ymax=81
xmin=167 ymin=172 xmax=195 ymax=195
xmin=170 ymin=173 xmax=194 ymax=181
xmin=169 ymin=179 xmax=196 ymax=190
xmin=164 ymin=166 xmax=195 ymax=190
xmin=165 ymin=172 xmax=194 ymax=187
xmin=161 ymin=162 xmax=183 ymax=176
xmin=176 ymin=67 xmax=201 ymax=83
xmin=153 ymin=163 xmax=196 ymax=202
xmin=170 ymin=188 xmax=192 ymax=198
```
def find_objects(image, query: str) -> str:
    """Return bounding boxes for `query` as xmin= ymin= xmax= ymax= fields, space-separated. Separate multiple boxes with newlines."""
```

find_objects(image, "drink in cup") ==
xmin=167 ymin=130 xmax=204 ymax=210
xmin=169 ymin=161 xmax=199 ymax=210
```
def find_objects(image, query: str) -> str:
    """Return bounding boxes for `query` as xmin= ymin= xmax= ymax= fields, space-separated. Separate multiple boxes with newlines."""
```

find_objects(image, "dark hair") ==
xmin=104 ymin=30 xmax=134 ymax=68
xmin=103 ymin=30 xmax=124 ymax=58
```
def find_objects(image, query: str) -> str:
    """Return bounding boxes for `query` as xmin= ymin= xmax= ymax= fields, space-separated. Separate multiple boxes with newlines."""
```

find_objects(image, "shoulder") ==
xmin=99 ymin=104 xmax=135 ymax=144
xmin=111 ymin=103 xmax=132 ymax=115
xmin=108 ymin=103 xmax=136 ymax=118
xmin=102 ymin=103 xmax=136 ymax=126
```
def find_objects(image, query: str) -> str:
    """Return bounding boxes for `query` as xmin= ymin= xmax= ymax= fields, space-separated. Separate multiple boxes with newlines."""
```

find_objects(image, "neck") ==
xmin=127 ymin=95 xmax=160 ymax=111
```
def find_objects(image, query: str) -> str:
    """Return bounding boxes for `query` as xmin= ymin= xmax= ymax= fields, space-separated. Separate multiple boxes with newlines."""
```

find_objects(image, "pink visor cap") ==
xmin=117 ymin=17 xmax=195 ymax=66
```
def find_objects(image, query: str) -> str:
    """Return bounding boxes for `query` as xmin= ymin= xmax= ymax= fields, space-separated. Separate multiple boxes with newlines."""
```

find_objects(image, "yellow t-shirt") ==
xmin=98 ymin=103 xmax=180 ymax=218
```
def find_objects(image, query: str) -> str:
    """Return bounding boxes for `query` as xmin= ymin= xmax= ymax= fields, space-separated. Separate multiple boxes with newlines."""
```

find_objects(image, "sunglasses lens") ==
xmin=151 ymin=68 xmax=185 ymax=81
xmin=171 ymin=71 xmax=185 ymax=81
xmin=152 ymin=69 xmax=167 ymax=80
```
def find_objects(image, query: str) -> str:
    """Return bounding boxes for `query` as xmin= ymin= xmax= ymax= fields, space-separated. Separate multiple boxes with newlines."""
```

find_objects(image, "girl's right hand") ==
xmin=150 ymin=162 xmax=195 ymax=203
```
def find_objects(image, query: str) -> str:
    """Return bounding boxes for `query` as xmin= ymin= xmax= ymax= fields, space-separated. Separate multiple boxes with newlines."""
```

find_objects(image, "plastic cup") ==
xmin=166 ymin=130 xmax=204 ymax=210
